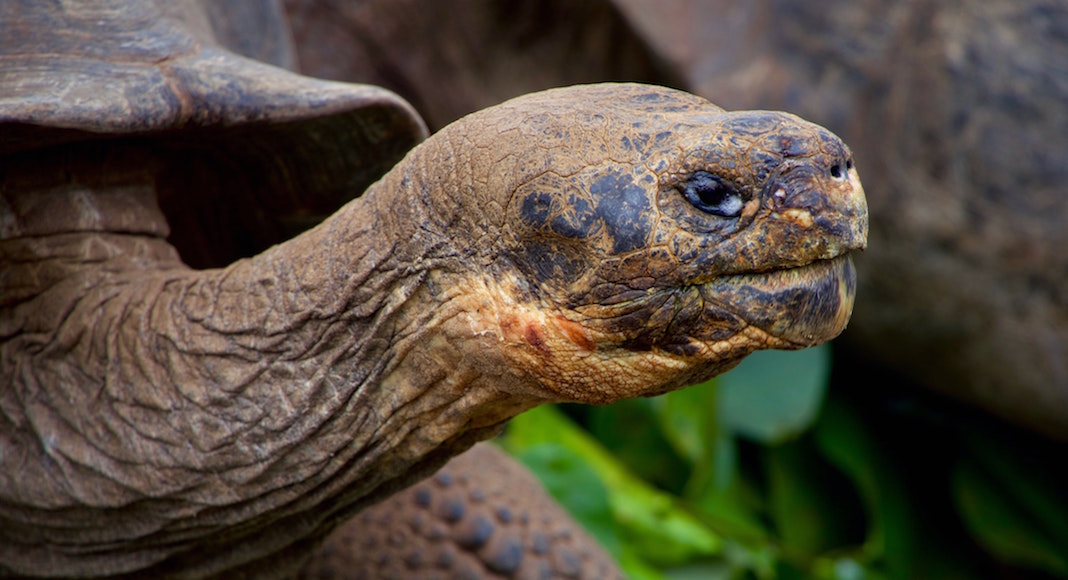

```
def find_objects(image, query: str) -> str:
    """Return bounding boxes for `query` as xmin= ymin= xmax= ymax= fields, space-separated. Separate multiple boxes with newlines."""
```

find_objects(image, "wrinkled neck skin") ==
xmin=0 ymin=144 xmax=540 ymax=578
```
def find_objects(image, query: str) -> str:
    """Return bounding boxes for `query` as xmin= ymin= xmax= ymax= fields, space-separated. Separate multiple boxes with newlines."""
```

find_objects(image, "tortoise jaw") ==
xmin=700 ymin=253 xmax=857 ymax=348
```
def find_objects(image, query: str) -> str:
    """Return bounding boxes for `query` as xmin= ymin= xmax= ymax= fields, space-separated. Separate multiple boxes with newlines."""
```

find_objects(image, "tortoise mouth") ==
xmin=577 ymin=253 xmax=857 ymax=356
xmin=705 ymin=253 xmax=857 ymax=347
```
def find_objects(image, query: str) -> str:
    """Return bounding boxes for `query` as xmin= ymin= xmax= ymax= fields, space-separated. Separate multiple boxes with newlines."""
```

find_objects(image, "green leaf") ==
xmin=953 ymin=460 xmax=1068 ymax=575
xmin=662 ymin=560 xmax=733 ymax=580
xmin=719 ymin=345 xmax=831 ymax=444
xmin=814 ymin=393 xmax=997 ymax=579
xmin=618 ymin=551 xmax=669 ymax=580
xmin=686 ymin=434 xmax=772 ymax=545
xmin=811 ymin=556 xmax=884 ymax=580
xmin=588 ymin=399 xmax=692 ymax=493
xmin=765 ymin=439 xmax=866 ymax=561
xmin=515 ymin=443 xmax=622 ymax=555
xmin=499 ymin=405 xmax=722 ymax=568
xmin=650 ymin=378 xmax=772 ymax=544
xmin=813 ymin=396 xmax=912 ymax=576
xmin=721 ymin=540 xmax=777 ymax=579
xmin=650 ymin=378 xmax=720 ymax=464
xmin=958 ymin=429 xmax=1068 ymax=556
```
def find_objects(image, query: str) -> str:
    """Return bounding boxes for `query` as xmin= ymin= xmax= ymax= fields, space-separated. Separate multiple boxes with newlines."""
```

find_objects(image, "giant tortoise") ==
xmin=0 ymin=0 xmax=867 ymax=577
xmin=604 ymin=0 xmax=1068 ymax=439
xmin=285 ymin=0 xmax=1068 ymax=439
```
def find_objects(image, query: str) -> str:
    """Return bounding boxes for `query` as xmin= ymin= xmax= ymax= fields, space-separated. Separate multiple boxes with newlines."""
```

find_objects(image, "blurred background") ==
xmin=227 ymin=1 xmax=1068 ymax=577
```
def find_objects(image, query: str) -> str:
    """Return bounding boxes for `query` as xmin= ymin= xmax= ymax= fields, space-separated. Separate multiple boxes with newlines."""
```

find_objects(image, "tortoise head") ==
xmin=421 ymin=84 xmax=868 ymax=403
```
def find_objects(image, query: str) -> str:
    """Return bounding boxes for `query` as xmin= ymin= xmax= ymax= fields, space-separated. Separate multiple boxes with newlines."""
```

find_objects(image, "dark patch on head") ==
xmin=814 ymin=214 xmax=853 ymax=241
xmin=548 ymin=194 xmax=598 ymax=240
xmin=517 ymin=242 xmax=585 ymax=285
xmin=582 ymin=282 xmax=647 ymax=306
xmin=777 ymin=135 xmax=810 ymax=158
xmin=669 ymin=233 xmax=708 ymax=264
xmin=723 ymin=113 xmax=781 ymax=136
xmin=817 ymin=128 xmax=847 ymax=157
xmin=619 ymin=335 xmax=653 ymax=352
xmin=661 ymin=340 xmax=701 ymax=357
xmin=630 ymin=132 xmax=651 ymax=151
xmin=591 ymin=171 xmax=651 ymax=254
xmin=594 ymin=282 xmax=751 ymax=351
xmin=519 ymin=189 xmax=601 ymax=242
xmin=600 ymin=305 xmax=661 ymax=340
xmin=772 ymin=169 xmax=824 ymax=207
xmin=748 ymin=149 xmax=780 ymax=182
xmin=634 ymin=91 xmax=668 ymax=103
xmin=690 ymin=298 xmax=750 ymax=342
xmin=519 ymin=191 xmax=552 ymax=227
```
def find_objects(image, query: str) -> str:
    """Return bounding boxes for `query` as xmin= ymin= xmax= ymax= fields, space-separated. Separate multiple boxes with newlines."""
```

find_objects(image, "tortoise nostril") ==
xmin=845 ymin=159 xmax=853 ymax=171
xmin=830 ymin=164 xmax=842 ymax=179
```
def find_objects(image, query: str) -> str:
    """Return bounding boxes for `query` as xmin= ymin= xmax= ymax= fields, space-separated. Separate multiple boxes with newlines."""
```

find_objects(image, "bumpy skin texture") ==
xmin=1 ymin=82 xmax=865 ymax=577
xmin=300 ymin=443 xmax=623 ymax=580
xmin=613 ymin=0 xmax=1068 ymax=438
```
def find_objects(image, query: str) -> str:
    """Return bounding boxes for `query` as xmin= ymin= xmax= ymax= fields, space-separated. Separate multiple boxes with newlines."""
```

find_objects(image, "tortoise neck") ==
xmin=0 ymin=130 xmax=545 ymax=577
xmin=224 ymin=159 xmax=538 ymax=453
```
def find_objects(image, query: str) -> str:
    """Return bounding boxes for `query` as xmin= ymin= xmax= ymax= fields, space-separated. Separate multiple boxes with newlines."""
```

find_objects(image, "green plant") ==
xmin=498 ymin=345 xmax=1068 ymax=579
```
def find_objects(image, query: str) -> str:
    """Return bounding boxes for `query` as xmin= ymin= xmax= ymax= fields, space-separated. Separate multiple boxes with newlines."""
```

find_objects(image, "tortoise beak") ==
xmin=700 ymin=254 xmax=857 ymax=347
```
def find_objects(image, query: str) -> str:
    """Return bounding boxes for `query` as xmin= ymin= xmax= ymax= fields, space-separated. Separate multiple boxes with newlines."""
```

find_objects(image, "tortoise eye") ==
xmin=679 ymin=171 xmax=744 ymax=218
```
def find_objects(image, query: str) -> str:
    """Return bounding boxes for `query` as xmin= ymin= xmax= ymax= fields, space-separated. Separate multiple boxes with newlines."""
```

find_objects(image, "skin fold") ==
xmin=0 ymin=83 xmax=866 ymax=577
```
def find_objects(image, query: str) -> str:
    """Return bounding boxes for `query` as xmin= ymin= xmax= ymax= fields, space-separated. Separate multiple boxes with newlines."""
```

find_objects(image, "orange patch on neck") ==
xmin=554 ymin=317 xmax=596 ymax=352
xmin=497 ymin=311 xmax=594 ymax=357
xmin=499 ymin=312 xmax=548 ymax=356
xmin=523 ymin=323 xmax=549 ymax=356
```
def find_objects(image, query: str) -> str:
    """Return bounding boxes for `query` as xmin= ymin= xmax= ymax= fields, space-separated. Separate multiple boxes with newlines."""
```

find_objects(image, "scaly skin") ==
xmin=0 ymin=83 xmax=866 ymax=578
xmin=300 ymin=443 xmax=625 ymax=580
